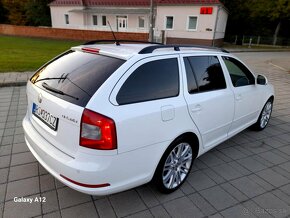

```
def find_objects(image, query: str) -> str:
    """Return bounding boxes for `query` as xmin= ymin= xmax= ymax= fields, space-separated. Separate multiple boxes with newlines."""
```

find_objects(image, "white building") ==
xmin=49 ymin=0 xmax=228 ymax=46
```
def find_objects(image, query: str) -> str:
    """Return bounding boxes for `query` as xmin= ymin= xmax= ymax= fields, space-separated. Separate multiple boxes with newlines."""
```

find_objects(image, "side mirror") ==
xmin=257 ymin=75 xmax=268 ymax=85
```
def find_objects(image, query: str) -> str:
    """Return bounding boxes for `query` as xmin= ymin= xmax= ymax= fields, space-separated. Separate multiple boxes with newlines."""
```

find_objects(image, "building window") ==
xmin=138 ymin=16 xmax=145 ymax=28
xmin=65 ymin=14 xmax=69 ymax=24
xmin=187 ymin=16 xmax=198 ymax=30
xmin=165 ymin=16 xmax=174 ymax=30
xmin=102 ymin=16 xmax=107 ymax=26
xmin=92 ymin=15 xmax=98 ymax=26
xmin=117 ymin=16 xmax=128 ymax=30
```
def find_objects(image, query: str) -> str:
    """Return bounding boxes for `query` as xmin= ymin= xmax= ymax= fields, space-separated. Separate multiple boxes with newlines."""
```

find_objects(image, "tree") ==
xmin=25 ymin=0 xmax=52 ymax=26
xmin=2 ymin=0 xmax=29 ymax=25
xmin=0 ymin=0 xmax=8 ymax=23
xmin=248 ymin=0 xmax=290 ymax=45
xmin=2 ymin=0 xmax=52 ymax=26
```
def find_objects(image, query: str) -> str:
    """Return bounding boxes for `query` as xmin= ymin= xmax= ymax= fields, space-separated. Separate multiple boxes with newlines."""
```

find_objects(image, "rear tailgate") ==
xmin=26 ymin=49 xmax=125 ymax=157
xmin=26 ymin=82 xmax=82 ymax=157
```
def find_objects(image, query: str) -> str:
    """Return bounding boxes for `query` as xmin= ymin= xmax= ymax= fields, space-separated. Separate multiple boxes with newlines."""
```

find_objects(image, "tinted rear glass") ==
xmin=187 ymin=56 xmax=226 ymax=92
xmin=30 ymin=50 xmax=125 ymax=107
xmin=116 ymin=58 xmax=179 ymax=105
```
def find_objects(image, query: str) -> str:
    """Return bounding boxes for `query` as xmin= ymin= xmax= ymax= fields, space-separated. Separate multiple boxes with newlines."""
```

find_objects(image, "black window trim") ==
xmin=183 ymin=55 xmax=227 ymax=95
xmin=113 ymin=55 xmax=181 ymax=106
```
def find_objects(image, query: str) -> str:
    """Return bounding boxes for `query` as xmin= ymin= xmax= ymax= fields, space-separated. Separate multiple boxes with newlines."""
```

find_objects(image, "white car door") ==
xmin=181 ymin=55 xmax=235 ymax=149
xmin=109 ymin=55 xmax=193 ymax=154
xmin=221 ymin=56 xmax=261 ymax=137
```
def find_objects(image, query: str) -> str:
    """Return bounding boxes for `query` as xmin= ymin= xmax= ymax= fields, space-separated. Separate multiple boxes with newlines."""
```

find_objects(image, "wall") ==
xmin=50 ymin=6 xmax=149 ymax=33
xmin=50 ymin=6 xmax=85 ymax=29
xmin=83 ymin=14 xmax=149 ymax=33
xmin=0 ymin=24 xmax=149 ymax=41
xmin=155 ymin=5 xmax=219 ymax=40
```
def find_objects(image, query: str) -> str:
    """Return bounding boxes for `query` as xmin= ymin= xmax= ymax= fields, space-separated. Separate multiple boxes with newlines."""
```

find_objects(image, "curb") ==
xmin=0 ymin=71 xmax=33 ymax=88
xmin=0 ymin=81 xmax=28 ymax=87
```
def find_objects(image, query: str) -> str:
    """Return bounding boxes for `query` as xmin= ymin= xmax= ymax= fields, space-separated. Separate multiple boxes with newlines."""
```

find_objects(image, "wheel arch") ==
xmin=268 ymin=95 xmax=274 ymax=102
xmin=151 ymin=131 xmax=200 ymax=181
xmin=173 ymin=132 xmax=200 ymax=159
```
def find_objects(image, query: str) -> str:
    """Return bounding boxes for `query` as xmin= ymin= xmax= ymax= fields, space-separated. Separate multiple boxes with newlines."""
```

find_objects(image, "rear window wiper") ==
xmin=34 ymin=73 xmax=68 ymax=84
xmin=42 ymin=82 xmax=79 ymax=100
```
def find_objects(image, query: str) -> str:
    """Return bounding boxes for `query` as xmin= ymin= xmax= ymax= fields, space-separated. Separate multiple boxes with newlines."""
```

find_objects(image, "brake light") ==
xmin=81 ymin=47 xmax=100 ymax=54
xmin=80 ymin=109 xmax=117 ymax=150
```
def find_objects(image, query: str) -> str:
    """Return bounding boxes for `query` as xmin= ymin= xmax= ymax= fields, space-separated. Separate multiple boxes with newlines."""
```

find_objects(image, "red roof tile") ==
xmin=50 ymin=0 xmax=84 ymax=6
xmin=50 ymin=0 xmax=221 ymax=6
xmin=84 ymin=0 xmax=149 ymax=6
xmin=157 ymin=0 xmax=220 ymax=4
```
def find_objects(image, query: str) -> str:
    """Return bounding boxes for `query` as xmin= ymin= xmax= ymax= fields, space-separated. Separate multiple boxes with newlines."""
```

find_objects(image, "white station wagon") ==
xmin=23 ymin=41 xmax=274 ymax=195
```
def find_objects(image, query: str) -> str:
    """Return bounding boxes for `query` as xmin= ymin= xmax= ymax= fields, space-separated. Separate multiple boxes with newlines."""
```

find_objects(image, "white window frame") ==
xmin=164 ymin=15 xmax=174 ymax=30
xmin=186 ymin=15 xmax=198 ymax=31
xmin=64 ymin=14 xmax=69 ymax=25
xmin=101 ymin=15 xmax=107 ymax=26
xmin=92 ymin=15 xmax=98 ymax=26
xmin=138 ymin=16 xmax=145 ymax=29
xmin=116 ymin=15 xmax=128 ymax=31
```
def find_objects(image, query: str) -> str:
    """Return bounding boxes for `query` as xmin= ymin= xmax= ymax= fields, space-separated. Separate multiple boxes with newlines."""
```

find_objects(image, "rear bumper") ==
xmin=23 ymin=115 xmax=167 ymax=195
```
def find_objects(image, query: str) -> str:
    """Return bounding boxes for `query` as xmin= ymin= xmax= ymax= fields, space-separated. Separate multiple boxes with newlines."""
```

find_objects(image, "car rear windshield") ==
xmin=30 ymin=50 xmax=125 ymax=107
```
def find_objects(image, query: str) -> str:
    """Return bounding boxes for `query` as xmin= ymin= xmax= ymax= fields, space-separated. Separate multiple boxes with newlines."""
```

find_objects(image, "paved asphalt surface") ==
xmin=0 ymin=52 xmax=290 ymax=218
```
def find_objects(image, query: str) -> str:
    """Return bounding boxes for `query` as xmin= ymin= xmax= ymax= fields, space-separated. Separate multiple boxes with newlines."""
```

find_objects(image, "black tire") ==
xmin=251 ymin=98 xmax=273 ymax=131
xmin=153 ymin=138 xmax=194 ymax=193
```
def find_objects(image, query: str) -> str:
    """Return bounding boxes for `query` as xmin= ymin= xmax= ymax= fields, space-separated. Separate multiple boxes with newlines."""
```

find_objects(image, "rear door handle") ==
xmin=191 ymin=105 xmax=202 ymax=113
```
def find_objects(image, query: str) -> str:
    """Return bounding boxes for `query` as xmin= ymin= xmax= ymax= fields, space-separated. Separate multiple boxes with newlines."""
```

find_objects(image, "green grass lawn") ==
xmin=0 ymin=35 xmax=84 ymax=72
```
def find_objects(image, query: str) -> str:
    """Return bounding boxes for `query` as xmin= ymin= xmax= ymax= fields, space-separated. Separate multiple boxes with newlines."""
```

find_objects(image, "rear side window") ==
xmin=185 ymin=56 xmax=226 ymax=93
xmin=116 ymin=58 xmax=179 ymax=105
xmin=30 ymin=50 xmax=125 ymax=107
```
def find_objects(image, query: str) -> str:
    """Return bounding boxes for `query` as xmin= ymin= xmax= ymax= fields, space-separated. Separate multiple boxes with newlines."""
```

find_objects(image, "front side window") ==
xmin=186 ymin=56 xmax=226 ymax=93
xmin=222 ymin=56 xmax=255 ymax=87
xmin=188 ymin=16 xmax=198 ymax=30
xmin=138 ymin=16 xmax=145 ymax=28
xmin=117 ymin=58 xmax=179 ymax=105
xmin=93 ymin=15 xmax=98 ymax=25
xmin=102 ymin=16 xmax=107 ymax=26
xmin=65 ymin=14 xmax=69 ymax=24
xmin=165 ymin=16 xmax=174 ymax=29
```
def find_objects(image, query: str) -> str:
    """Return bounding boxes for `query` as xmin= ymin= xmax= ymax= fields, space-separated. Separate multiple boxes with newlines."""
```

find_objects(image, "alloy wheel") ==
xmin=260 ymin=101 xmax=272 ymax=129
xmin=162 ymin=142 xmax=193 ymax=189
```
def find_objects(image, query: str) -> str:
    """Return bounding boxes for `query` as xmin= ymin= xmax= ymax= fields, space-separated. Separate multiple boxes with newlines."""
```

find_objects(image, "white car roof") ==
xmin=72 ymin=43 xmax=228 ymax=60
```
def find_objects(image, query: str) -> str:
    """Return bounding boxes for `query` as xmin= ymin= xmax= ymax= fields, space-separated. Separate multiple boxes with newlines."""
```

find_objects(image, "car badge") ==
xmin=38 ymin=93 xmax=42 ymax=103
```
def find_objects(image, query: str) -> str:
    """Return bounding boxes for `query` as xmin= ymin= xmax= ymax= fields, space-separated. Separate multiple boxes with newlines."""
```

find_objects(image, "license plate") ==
xmin=32 ymin=103 xmax=59 ymax=131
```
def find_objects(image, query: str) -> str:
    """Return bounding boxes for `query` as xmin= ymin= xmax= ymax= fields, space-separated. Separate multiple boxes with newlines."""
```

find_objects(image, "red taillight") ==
xmin=80 ymin=109 xmax=117 ymax=150
xmin=81 ymin=47 xmax=100 ymax=54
